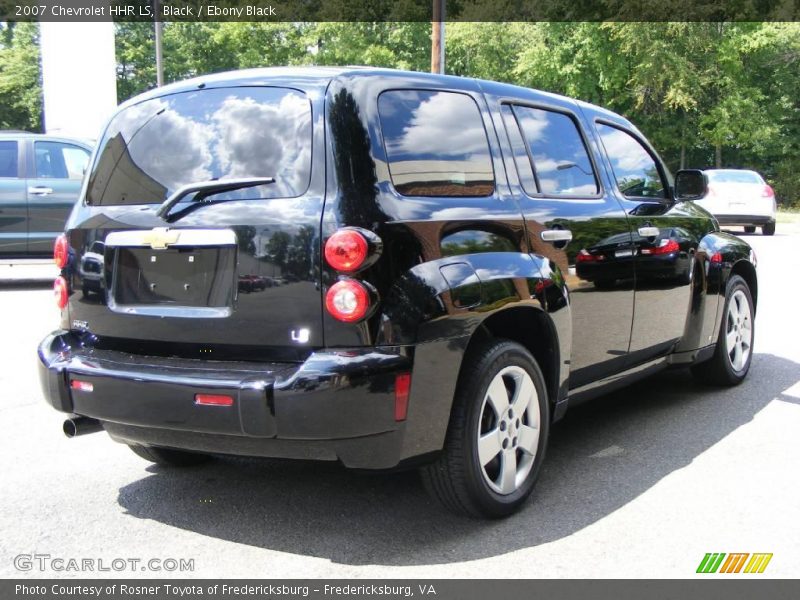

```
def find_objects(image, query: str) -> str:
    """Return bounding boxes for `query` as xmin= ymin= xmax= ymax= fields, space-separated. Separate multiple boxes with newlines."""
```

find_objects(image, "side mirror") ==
xmin=674 ymin=169 xmax=708 ymax=202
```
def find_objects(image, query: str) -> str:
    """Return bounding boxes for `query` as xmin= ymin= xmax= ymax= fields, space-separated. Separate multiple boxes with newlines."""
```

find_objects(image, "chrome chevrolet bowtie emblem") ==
xmin=142 ymin=227 xmax=180 ymax=250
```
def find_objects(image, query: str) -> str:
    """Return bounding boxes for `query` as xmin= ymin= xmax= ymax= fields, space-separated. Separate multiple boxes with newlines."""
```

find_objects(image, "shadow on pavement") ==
xmin=117 ymin=353 xmax=798 ymax=566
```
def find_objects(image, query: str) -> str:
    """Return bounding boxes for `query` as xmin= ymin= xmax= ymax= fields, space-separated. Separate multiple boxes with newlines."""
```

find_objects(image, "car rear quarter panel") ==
xmin=321 ymin=73 xmax=571 ymax=460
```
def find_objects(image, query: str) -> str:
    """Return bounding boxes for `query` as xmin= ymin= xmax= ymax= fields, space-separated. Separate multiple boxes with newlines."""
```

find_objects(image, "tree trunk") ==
xmin=680 ymin=143 xmax=685 ymax=170
xmin=715 ymin=144 xmax=722 ymax=168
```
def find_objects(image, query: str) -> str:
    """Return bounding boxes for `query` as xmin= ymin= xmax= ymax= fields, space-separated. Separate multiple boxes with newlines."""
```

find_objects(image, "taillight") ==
xmin=761 ymin=184 xmax=774 ymax=198
xmin=325 ymin=229 xmax=369 ymax=272
xmin=325 ymin=279 xmax=370 ymax=322
xmin=576 ymin=249 xmax=595 ymax=263
xmin=53 ymin=234 xmax=68 ymax=269
xmin=642 ymin=239 xmax=679 ymax=256
xmin=54 ymin=276 xmax=68 ymax=310
xmin=710 ymin=252 xmax=723 ymax=264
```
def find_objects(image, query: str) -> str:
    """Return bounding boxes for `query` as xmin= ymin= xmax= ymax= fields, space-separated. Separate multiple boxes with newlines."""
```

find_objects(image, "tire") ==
xmin=129 ymin=444 xmax=213 ymax=467
xmin=762 ymin=221 xmax=775 ymax=236
xmin=691 ymin=274 xmax=754 ymax=386
xmin=421 ymin=339 xmax=550 ymax=518
xmin=743 ymin=226 xmax=756 ymax=234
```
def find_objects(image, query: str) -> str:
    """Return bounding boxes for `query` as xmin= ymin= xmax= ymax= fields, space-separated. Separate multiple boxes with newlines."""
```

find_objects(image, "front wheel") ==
xmin=691 ymin=274 xmax=754 ymax=386
xmin=743 ymin=226 xmax=756 ymax=234
xmin=421 ymin=339 xmax=550 ymax=518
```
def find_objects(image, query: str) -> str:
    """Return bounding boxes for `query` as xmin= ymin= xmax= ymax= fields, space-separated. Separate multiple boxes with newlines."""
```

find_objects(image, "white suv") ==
xmin=694 ymin=169 xmax=777 ymax=235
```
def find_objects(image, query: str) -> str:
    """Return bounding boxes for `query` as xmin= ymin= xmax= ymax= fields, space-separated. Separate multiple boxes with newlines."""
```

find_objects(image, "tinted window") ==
xmin=706 ymin=170 xmax=763 ymax=184
xmin=512 ymin=106 xmax=598 ymax=196
xmin=34 ymin=142 xmax=90 ymax=179
xmin=0 ymin=141 xmax=18 ymax=178
xmin=87 ymin=87 xmax=312 ymax=206
xmin=596 ymin=123 xmax=665 ymax=199
xmin=378 ymin=90 xmax=494 ymax=197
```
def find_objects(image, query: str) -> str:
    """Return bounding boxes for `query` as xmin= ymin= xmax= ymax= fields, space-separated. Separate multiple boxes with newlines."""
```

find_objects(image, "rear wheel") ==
xmin=421 ymin=339 xmax=549 ymax=518
xmin=762 ymin=221 xmax=775 ymax=236
xmin=129 ymin=444 xmax=213 ymax=467
xmin=743 ymin=226 xmax=756 ymax=234
xmin=691 ymin=275 xmax=754 ymax=386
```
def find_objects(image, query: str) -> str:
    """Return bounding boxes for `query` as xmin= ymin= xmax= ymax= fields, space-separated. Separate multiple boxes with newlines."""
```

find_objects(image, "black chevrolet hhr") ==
xmin=38 ymin=67 xmax=757 ymax=518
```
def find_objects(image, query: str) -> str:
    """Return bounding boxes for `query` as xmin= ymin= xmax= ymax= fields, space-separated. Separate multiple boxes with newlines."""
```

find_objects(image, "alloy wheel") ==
xmin=477 ymin=366 xmax=540 ymax=495
xmin=725 ymin=289 xmax=752 ymax=372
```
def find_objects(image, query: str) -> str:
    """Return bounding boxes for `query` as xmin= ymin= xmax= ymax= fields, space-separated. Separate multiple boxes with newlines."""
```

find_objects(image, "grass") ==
xmin=777 ymin=208 xmax=800 ymax=224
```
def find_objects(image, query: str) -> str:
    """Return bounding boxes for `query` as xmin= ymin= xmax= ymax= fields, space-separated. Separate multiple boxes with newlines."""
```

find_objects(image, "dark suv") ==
xmin=38 ymin=67 xmax=757 ymax=518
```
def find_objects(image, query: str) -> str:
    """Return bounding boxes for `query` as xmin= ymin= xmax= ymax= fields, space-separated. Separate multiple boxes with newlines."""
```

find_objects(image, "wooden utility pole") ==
xmin=431 ymin=0 xmax=445 ymax=74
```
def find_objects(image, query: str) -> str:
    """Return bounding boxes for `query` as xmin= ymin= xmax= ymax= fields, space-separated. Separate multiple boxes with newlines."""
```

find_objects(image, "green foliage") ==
xmin=0 ymin=22 xmax=42 ymax=131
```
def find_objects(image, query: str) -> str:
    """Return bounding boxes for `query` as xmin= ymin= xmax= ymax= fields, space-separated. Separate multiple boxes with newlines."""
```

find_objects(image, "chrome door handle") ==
xmin=540 ymin=229 xmax=573 ymax=243
xmin=28 ymin=186 xmax=54 ymax=195
xmin=638 ymin=226 xmax=659 ymax=238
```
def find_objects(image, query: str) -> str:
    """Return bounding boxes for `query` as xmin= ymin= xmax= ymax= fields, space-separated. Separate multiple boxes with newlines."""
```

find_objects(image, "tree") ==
xmin=0 ymin=22 xmax=42 ymax=131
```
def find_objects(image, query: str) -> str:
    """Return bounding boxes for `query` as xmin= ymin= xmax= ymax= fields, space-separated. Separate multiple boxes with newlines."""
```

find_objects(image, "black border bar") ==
xmin=2 ymin=0 xmax=800 ymax=22
xmin=5 ymin=580 xmax=800 ymax=600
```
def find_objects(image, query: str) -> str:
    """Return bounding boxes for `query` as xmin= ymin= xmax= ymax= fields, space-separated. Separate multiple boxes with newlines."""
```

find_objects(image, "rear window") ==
xmin=0 ymin=141 xmax=18 ymax=178
xmin=706 ymin=170 xmax=763 ymax=184
xmin=378 ymin=89 xmax=494 ymax=197
xmin=86 ymin=87 xmax=312 ymax=206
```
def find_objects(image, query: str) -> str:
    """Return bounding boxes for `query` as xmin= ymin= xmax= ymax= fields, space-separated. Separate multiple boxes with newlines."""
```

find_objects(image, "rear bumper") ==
xmin=37 ymin=330 xmax=415 ymax=469
xmin=715 ymin=214 xmax=775 ymax=226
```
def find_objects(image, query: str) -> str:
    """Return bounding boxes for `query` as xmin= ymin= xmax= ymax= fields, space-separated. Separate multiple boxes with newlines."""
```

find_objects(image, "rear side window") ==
xmin=596 ymin=123 xmax=666 ymax=199
xmin=0 ymin=141 xmax=18 ymax=178
xmin=511 ymin=106 xmax=599 ymax=197
xmin=378 ymin=90 xmax=494 ymax=197
xmin=34 ymin=142 xmax=90 ymax=179
xmin=86 ymin=87 xmax=312 ymax=206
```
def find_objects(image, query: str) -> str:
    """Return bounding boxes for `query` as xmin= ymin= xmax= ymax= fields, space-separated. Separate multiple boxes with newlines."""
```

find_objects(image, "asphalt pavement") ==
xmin=0 ymin=223 xmax=798 ymax=579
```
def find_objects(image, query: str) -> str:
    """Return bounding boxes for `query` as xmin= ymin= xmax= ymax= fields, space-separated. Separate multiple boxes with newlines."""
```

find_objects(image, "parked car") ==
xmin=576 ymin=227 xmax=696 ymax=286
xmin=38 ymin=67 xmax=757 ymax=518
xmin=0 ymin=132 xmax=93 ymax=258
xmin=694 ymin=169 xmax=777 ymax=235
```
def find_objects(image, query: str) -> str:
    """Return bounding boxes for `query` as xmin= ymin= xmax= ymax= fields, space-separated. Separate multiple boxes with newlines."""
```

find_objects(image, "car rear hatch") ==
xmin=65 ymin=81 xmax=327 ymax=358
xmin=705 ymin=172 xmax=770 ymax=215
